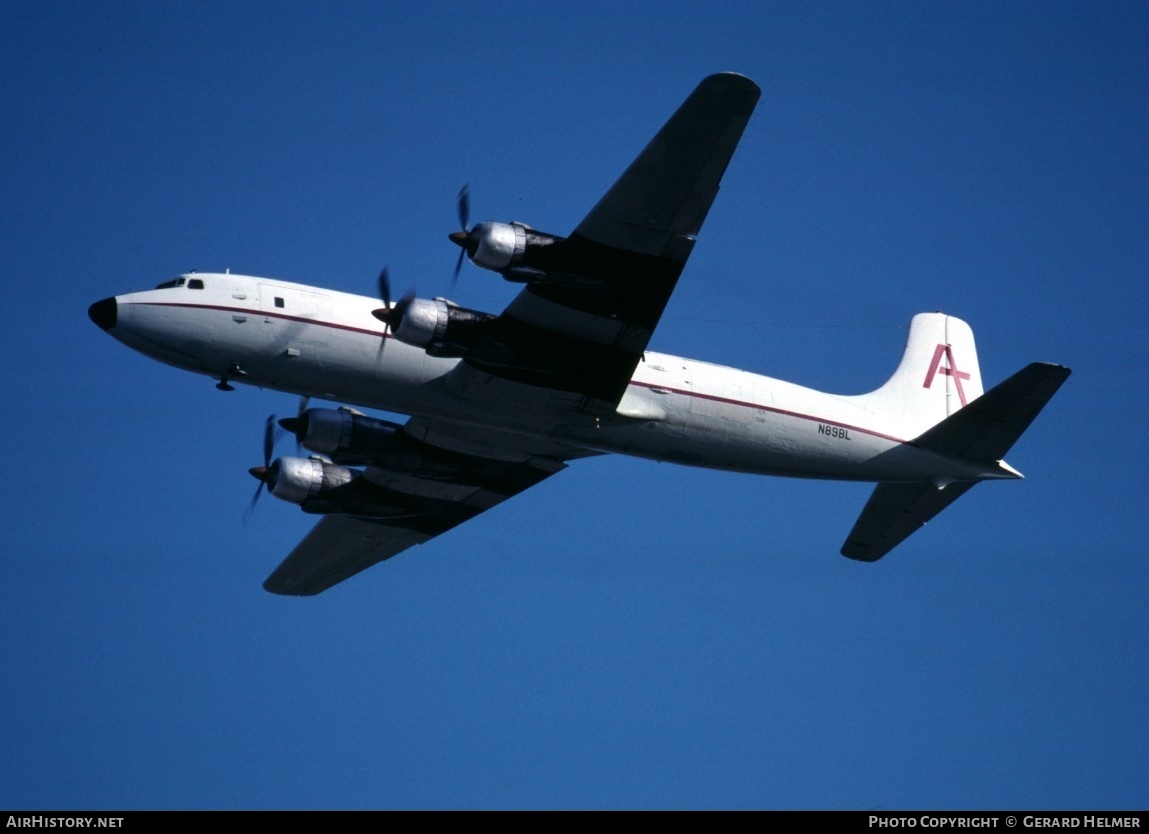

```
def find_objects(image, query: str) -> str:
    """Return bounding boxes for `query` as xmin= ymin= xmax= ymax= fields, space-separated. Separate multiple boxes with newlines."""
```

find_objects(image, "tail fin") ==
xmin=842 ymin=361 xmax=1071 ymax=561
xmin=852 ymin=312 xmax=984 ymax=440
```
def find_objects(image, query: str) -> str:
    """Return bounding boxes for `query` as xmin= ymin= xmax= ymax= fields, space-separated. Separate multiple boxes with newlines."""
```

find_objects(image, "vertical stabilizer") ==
xmin=853 ymin=313 xmax=984 ymax=439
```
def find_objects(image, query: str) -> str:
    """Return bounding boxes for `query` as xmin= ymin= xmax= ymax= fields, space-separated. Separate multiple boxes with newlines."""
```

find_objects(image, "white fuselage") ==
xmin=99 ymin=273 xmax=1003 ymax=485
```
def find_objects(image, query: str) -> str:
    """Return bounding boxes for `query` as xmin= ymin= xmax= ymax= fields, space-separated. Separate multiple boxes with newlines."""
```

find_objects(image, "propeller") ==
xmin=245 ymin=414 xmax=279 ymax=523
xmin=371 ymin=265 xmax=416 ymax=350
xmin=371 ymin=266 xmax=394 ymax=330
xmin=277 ymin=395 xmax=310 ymax=452
xmin=371 ymin=266 xmax=410 ymax=330
xmin=448 ymin=183 xmax=475 ymax=288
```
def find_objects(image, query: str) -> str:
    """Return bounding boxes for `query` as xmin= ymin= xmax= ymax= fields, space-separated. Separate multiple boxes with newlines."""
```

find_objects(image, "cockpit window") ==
xmin=154 ymin=276 xmax=205 ymax=290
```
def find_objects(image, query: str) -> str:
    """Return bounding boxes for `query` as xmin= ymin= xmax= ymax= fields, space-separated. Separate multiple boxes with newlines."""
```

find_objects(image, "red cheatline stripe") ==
xmin=629 ymin=380 xmax=908 ymax=444
xmin=132 ymin=301 xmax=910 ymax=444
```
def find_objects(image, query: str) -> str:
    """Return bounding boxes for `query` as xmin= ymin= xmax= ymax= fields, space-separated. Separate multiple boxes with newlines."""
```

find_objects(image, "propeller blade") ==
xmin=262 ymin=413 xmax=275 ymax=467
xmin=456 ymin=183 xmax=470 ymax=232
xmin=450 ymin=184 xmax=473 ymax=290
xmin=243 ymin=479 xmax=265 ymax=526
xmin=377 ymin=266 xmax=392 ymax=311
xmin=452 ymin=248 xmax=466 ymax=289
xmin=245 ymin=414 xmax=278 ymax=525
xmin=372 ymin=266 xmax=397 ymax=359
xmin=278 ymin=396 xmax=310 ymax=451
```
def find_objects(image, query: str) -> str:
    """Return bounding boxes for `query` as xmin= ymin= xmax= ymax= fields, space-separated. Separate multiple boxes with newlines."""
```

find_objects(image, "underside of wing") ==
xmin=840 ymin=481 xmax=977 ymax=562
xmin=263 ymin=419 xmax=582 ymax=595
xmin=262 ymin=514 xmax=429 ymax=596
xmin=456 ymin=73 xmax=761 ymax=415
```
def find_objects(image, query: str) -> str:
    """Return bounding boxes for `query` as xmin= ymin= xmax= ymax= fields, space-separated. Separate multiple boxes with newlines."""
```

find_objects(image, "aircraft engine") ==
xmin=388 ymin=297 xmax=497 ymax=358
xmin=280 ymin=408 xmax=476 ymax=479
xmin=257 ymin=457 xmax=355 ymax=506
xmin=451 ymin=221 xmax=565 ymax=282
xmin=281 ymin=408 xmax=403 ymax=465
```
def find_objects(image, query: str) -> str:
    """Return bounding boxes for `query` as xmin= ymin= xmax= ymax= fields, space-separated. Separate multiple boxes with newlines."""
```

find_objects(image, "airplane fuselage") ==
xmin=91 ymin=272 xmax=1008 ymax=486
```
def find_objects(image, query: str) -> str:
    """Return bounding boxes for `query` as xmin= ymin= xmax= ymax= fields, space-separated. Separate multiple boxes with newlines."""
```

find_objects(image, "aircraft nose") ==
xmin=88 ymin=297 xmax=117 ymax=331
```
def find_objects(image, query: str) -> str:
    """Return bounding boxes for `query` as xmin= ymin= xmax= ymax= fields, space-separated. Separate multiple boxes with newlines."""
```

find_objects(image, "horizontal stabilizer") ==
xmin=841 ymin=481 xmax=976 ymax=561
xmin=912 ymin=362 xmax=1071 ymax=461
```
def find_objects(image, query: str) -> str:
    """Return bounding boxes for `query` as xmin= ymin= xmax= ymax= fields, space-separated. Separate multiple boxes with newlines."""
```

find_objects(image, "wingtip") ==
xmin=262 ymin=578 xmax=322 ymax=597
xmin=701 ymin=71 xmax=761 ymax=97
xmin=840 ymin=542 xmax=885 ymax=562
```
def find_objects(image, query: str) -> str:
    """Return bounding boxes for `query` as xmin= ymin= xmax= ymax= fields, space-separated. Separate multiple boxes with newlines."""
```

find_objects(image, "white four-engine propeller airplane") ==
xmin=89 ymin=73 xmax=1070 ymax=595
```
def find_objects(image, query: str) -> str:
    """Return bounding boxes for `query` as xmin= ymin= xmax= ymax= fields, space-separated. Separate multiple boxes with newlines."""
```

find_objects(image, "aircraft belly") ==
xmin=587 ymin=416 xmax=944 ymax=481
xmin=575 ymin=386 xmax=963 ymax=482
xmin=238 ymin=326 xmax=456 ymax=413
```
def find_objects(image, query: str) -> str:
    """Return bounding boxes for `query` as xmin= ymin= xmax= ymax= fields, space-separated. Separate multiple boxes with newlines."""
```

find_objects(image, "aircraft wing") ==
xmin=263 ymin=418 xmax=595 ymax=595
xmin=451 ymin=72 xmax=761 ymax=415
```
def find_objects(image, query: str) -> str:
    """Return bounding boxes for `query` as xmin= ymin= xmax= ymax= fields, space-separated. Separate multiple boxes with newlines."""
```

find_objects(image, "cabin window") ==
xmin=188 ymin=278 xmax=204 ymax=290
xmin=155 ymin=277 xmax=186 ymax=289
xmin=274 ymin=297 xmax=285 ymax=308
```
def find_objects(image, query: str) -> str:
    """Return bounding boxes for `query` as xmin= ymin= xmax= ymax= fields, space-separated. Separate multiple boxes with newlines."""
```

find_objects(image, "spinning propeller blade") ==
xmin=450 ymin=183 xmax=473 ymax=289
xmin=278 ymin=396 xmax=310 ymax=452
xmin=244 ymin=414 xmax=278 ymax=523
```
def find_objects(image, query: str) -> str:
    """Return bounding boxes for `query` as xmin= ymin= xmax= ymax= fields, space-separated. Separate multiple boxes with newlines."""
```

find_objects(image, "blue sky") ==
xmin=2 ymin=1 xmax=1146 ymax=810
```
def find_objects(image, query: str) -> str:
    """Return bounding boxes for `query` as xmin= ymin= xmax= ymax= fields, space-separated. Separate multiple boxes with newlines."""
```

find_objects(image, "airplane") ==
xmin=88 ymin=73 xmax=1070 ymax=596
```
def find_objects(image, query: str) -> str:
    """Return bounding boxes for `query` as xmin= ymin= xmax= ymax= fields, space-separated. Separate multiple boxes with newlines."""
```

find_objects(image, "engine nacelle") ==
xmin=390 ymin=297 xmax=496 ymax=358
xmin=282 ymin=408 xmax=479 ymax=479
xmin=260 ymin=455 xmax=424 ymax=518
xmin=265 ymin=456 xmax=355 ymax=506
xmin=291 ymin=408 xmax=404 ymax=466
xmin=465 ymin=221 xmax=564 ymax=281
